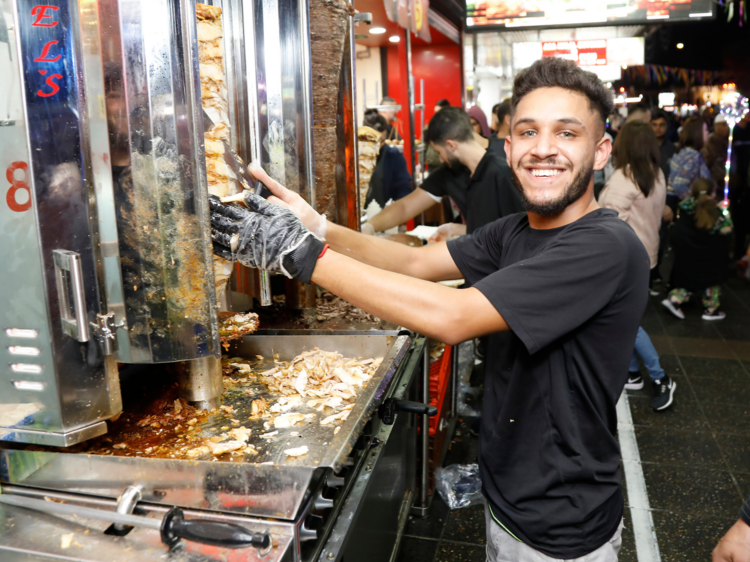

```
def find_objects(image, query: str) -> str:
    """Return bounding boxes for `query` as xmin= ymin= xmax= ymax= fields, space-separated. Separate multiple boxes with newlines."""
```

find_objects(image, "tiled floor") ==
xmin=397 ymin=272 xmax=750 ymax=562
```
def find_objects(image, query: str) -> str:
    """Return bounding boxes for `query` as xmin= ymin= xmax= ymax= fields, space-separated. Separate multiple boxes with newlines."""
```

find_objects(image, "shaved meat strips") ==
xmin=197 ymin=3 xmax=241 ymax=296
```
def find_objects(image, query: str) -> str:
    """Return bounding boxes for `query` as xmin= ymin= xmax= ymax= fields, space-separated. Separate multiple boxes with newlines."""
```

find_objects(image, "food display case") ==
xmin=0 ymin=0 xmax=442 ymax=557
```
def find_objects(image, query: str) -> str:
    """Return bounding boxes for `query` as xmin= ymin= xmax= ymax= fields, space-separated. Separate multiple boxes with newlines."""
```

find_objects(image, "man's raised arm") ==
xmin=249 ymin=165 xmax=460 ymax=282
xmin=209 ymin=190 xmax=508 ymax=345
xmin=367 ymin=188 xmax=440 ymax=233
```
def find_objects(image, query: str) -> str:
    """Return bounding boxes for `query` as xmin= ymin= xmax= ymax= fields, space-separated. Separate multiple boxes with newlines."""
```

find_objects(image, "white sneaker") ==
xmin=661 ymin=298 xmax=685 ymax=320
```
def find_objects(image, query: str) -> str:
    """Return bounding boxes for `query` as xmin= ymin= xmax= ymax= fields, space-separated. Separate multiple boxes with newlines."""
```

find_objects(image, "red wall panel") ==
xmin=384 ymin=43 xmax=462 ymax=129
xmin=412 ymin=44 xmax=463 ymax=128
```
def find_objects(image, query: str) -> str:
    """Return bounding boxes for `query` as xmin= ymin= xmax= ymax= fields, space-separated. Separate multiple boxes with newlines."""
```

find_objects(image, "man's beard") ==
xmin=443 ymin=150 xmax=462 ymax=170
xmin=511 ymin=159 xmax=593 ymax=216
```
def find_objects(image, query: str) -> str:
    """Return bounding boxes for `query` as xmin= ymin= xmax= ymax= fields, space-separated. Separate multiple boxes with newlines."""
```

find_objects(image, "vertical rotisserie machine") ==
xmin=0 ymin=0 xmax=223 ymax=447
xmin=0 ymin=0 xmax=431 ymax=559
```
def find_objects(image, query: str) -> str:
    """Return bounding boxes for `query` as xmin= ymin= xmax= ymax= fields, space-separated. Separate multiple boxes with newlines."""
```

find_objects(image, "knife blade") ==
xmin=202 ymin=109 xmax=272 ymax=199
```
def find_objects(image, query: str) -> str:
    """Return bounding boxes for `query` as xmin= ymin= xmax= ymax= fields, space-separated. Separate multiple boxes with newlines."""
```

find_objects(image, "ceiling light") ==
xmin=676 ymin=43 xmax=684 ymax=49
xmin=621 ymin=65 xmax=628 ymax=70
xmin=389 ymin=35 xmax=400 ymax=43
xmin=370 ymin=27 xmax=386 ymax=34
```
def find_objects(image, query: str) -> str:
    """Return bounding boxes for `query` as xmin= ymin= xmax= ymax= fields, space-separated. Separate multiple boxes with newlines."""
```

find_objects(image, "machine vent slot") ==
xmin=7 ymin=346 xmax=41 ymax=356
xmin=12 ymin=380 xmax=46 ymax=391
xmin=10 ymin=364 xmax=43 ymax=374
xmin=4 ymin=328 xmax=39 ymax=339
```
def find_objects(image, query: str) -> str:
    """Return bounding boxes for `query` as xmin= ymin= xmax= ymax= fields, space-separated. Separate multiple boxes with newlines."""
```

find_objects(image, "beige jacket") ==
xmin=599 ymin=167 xmax=666 ymax=269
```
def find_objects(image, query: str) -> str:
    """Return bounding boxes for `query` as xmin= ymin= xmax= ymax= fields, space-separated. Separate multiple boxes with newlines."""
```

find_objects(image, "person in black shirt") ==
xmin=651 ymin=110 xmax=676 ymax=181
xmin=211 ymin=57 xmax=648 ymax=561
xmin=360 ymin=109 xmax=412 ymax=208
xmin=426 ymin=107 xmax=522 ymax=235
xmin=364 ymin=107 xmax=521 ymax=235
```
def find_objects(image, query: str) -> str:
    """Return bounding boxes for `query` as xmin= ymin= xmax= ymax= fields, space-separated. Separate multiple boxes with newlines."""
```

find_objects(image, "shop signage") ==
xmin=384 ymin=0 xmax=431 ymax=42
xmin=542 ymin=40 xmax=607 ymax=66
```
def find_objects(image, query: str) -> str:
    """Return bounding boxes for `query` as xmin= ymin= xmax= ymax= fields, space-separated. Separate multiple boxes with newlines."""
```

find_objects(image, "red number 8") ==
xmin=6 ymin=161 xmax=31 ymax=212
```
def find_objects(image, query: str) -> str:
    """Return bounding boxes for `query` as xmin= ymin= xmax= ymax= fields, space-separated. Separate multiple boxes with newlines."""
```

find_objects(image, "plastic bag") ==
xmin=435 ymin=463 xmax=483 ymax=510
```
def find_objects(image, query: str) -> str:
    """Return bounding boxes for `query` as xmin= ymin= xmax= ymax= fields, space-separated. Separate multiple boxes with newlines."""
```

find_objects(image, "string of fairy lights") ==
xmin=720 ymin=92 xmax=749 ymax=204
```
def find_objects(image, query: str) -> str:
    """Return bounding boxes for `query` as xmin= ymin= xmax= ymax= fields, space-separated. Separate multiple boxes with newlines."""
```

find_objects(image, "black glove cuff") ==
xmin=282 ymin=235 xmax=325 ymax=284
xmin=740 ymin=496 xmax=750 ymax=527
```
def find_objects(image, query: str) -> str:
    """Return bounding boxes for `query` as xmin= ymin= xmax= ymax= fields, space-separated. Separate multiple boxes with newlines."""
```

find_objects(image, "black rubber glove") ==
xmin=209 ymin=193 xmax=325 ymax=284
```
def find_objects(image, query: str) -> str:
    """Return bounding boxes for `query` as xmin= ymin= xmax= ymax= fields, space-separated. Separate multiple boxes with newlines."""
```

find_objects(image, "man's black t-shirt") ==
xmin=421 ymin=165 xmax=470 ymax=218
xmin=489 ymin=136 xmax=507 ymax=160
xmin=447 ymin=209 xmax=649 ymax=558
xmin=421 ymin=150 xmax=522 ymax=233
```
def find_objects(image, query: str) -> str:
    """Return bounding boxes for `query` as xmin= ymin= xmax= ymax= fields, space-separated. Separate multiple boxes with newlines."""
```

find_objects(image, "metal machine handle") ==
xmin=378 ymin=398 xmax=437 ymax=426
xmin=52 ymin=250 xmax=90 ymax=342
xmin=161 ymin=507 xmax=271 ymax=550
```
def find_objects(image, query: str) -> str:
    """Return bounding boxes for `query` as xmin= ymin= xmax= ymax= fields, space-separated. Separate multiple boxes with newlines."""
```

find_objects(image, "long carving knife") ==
xmin=0 ymin=493 xmax=271 ymax=551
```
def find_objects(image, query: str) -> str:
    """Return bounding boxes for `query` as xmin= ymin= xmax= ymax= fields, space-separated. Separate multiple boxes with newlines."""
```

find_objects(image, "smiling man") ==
xmin=209 ymin=57 xmax=649 ymax=561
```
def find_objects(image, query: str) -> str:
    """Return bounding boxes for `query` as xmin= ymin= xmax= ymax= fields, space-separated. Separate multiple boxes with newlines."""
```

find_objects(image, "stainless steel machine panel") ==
xmin=97 ymin=0 xmax=221 ymax=364
xmin=1 ymin=333 xmax=411 ymax=520
xmin=0 ymin=0 xmax=122 ymax=447
xmin=242 ymin=0 xmax=315 ymax=201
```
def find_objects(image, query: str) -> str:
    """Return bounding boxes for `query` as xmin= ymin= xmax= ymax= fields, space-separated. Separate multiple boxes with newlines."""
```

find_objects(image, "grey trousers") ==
xmin=484 ymin=504 xmax=624 ymax=562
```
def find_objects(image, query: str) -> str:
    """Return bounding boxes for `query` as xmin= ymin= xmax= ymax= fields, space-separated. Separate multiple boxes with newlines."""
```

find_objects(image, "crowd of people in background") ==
xmin=366 ymin=89 xmax=750 ymax=416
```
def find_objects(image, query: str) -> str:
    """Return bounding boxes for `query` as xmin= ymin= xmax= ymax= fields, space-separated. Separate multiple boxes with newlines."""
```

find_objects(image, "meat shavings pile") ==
xmin=256 ymin=348 xmax=382 ymax=400
xmin=66 ymin=391 xmax=225 ymax=460
xmin=73 ymin=388 xmax=259 ymax=461
xmin=223 ymin=348 xmax=383 ymax=442
xmin=218 ymin=311 xmax=260 ymax=350
xmin=315 ymin=290 xmax=379 ymax=324
xmin=45 ymin=350 xmax=383 ymax=464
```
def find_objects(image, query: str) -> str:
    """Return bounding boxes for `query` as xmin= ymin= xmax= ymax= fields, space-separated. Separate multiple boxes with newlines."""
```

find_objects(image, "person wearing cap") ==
xmin=703 ymin=114 xmax=731 ymax=190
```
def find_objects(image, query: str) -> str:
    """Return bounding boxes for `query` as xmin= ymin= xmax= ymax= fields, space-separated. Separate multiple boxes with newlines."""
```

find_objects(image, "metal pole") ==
xmin=349 ymin=10 xmax=361 ymax=230
xmin=420 ymin=339 xmax=430 ymax=509
xmin=420 ymin=78 xmax=425 ymax=187
xmin=406 ymin=30 xmax=416 ymax=188
xmin=450 ymin=343 xmax=459 ymax=418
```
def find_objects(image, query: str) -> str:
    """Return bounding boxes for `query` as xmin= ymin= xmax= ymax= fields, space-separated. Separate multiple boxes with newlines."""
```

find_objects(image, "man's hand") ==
xmin=713 ymin=519 xmax=750 ymax=562
xmin=248 ymin=164 xmax=328 ymax=239
xmin=209 ymin=193 xmax=325 ymax=283
xmin=428 ymin=222 xmax=467 ymax=244
xmin=662 ymin=206 xmax=674 ymax=223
